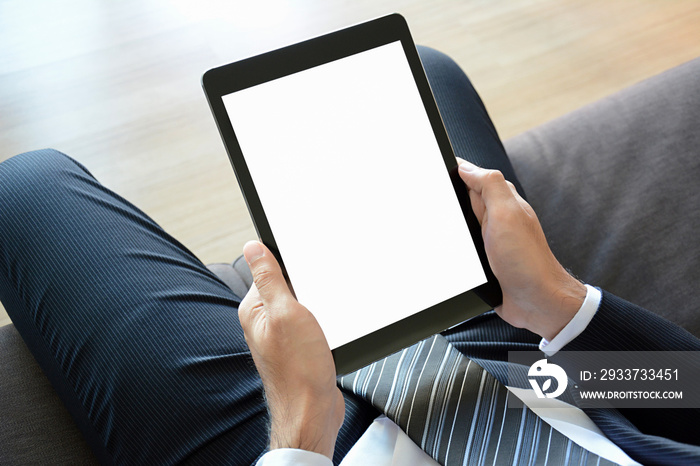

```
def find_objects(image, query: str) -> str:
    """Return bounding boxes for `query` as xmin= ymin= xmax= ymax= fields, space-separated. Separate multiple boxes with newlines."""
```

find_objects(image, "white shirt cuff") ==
xmin=256 ymin=448 xmax=333 ymax=466
xmin=539 ymin=284 xmax=601 ymax=356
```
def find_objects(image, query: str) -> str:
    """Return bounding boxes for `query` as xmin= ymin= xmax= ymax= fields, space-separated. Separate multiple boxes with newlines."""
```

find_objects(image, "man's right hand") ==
xmin=456 ymin=159 xmax=586 ymax=341
xmin=238 ymin=241 xmax=344 ymax=460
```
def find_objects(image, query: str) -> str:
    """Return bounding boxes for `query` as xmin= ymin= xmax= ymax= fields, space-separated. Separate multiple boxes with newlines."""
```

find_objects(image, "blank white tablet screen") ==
xmin=223 ymin=41 xmax=487 ymax=349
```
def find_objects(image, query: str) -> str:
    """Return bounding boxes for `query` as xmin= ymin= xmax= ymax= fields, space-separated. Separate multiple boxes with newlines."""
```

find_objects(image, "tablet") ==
xmin=203 ymin=13 xmax=501 ymax=375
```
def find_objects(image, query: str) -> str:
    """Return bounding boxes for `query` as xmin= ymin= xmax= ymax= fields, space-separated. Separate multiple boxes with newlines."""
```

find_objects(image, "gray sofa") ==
xmin=2 ymin=57 xmax=699 ymax=464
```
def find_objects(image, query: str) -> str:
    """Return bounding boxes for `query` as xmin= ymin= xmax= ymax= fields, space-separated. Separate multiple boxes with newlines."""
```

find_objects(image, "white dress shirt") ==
xmin=257 ymin=285 xmax=623 ymax=466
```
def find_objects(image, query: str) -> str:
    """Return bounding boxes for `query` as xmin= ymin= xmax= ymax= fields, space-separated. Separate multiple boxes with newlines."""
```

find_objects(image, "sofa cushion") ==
xmin=0 ymin=324 xmax=98 ymax=465
xmin=505 ymin=57 xmax=700 ymax=336
xmin=206 ymin=261 xmax=250 ymax=299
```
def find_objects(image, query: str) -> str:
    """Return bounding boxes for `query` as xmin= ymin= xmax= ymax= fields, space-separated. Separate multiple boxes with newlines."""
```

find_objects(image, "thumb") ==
xmin=243 ymin=241 xmax=292 ymax=307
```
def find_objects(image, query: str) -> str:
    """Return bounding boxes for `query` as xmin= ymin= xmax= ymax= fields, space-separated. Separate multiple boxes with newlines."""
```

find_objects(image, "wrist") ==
xmin=267 ymin=389 xmax=343 ymax=460
xmin=537 ymin=269 xmax=586 ymax=341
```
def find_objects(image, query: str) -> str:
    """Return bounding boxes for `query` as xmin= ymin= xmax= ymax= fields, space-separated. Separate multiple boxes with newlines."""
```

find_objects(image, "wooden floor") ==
xmin=1 ymin=0 xmax=699 ymax=327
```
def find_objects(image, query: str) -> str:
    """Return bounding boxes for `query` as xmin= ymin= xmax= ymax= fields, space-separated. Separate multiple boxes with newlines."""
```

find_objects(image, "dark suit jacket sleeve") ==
xmin=551 ymin=290 xmax=700 ymax=465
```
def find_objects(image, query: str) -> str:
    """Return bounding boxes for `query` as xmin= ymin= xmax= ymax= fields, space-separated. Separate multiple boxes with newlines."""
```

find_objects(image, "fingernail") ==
xmin=458 ymin=160 xmax=478 ymax=172
xmin=243 ymin=241 xmax=265 ymax=264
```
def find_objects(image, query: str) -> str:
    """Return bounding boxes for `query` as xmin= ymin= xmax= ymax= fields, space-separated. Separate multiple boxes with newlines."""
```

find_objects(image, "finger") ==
xmin=455 ymin=157 xmax=478 ymax=170
xmin=502 ymin=179 xmax=533 ymax=212
xmin=238 ymin=283 xmax=261 ymax=326
xmin=493 ymin=304 xmax=503 ymax=317
xmin=458 ymin=163 xmax=517 ymax=210
xmin=456 ymin=159 xmax=486 ymax=222
xmin=468 ymin=187 xmax=486 ymax=225
xmin=243 ymin=241 xmax=293 ymax=308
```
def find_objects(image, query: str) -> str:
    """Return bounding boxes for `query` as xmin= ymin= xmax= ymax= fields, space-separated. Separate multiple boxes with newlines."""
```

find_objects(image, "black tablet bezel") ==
xmin=203 ymin=13 xmax=502 ymax=375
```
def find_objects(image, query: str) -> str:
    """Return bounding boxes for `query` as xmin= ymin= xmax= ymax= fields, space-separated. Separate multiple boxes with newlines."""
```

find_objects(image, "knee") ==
xmin=417 ymin=45 xmax=454 ymax=65
xmin=416 ymin=45 xmax=475 ymax=89
xmin=417 ymin=46 xmax=464 ymax=73
xmin=0 ymin=149 xmax=94 ymax=226
xmin=0 ymin=149 xmax=92 ymax=197
xmin=1 ymin=148 xmax=88 ymax=177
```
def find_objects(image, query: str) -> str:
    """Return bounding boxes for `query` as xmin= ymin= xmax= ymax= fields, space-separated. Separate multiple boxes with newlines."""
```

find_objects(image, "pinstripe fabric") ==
xmin=439 ymin=298 xmax=700 ymax=465
xmin=0 ymin=149 xmax=378 ymax=465
xmin=341 ymin=334 xmax=614 ymax=466
xmin=555 ymin=292 xmax=700 ymax=464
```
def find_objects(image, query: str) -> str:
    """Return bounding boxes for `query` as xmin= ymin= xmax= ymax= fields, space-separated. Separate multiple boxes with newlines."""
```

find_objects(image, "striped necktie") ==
xmin=339 ymin=334 xmax=615 ymax=465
